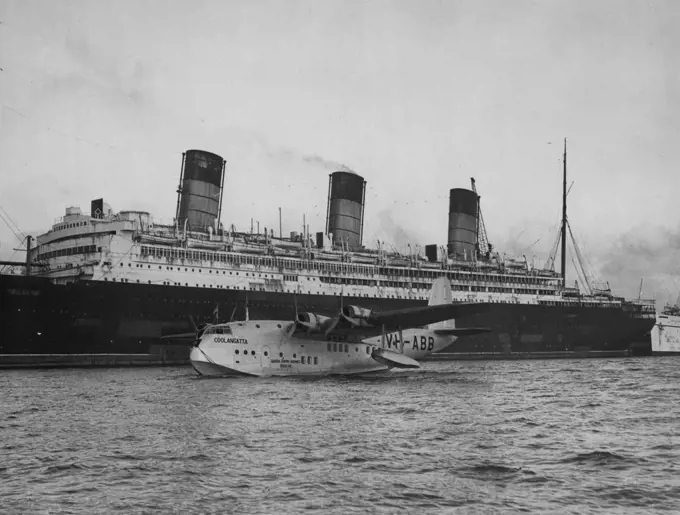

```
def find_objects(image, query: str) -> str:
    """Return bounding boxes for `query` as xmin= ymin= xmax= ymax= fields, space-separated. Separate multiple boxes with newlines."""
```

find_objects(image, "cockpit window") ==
xmin=204 ymin=326 xmax=232 ymax=335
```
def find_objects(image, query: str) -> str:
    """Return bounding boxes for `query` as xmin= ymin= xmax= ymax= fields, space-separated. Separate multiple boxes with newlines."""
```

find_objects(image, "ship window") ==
xmin=366 ymin=346 xmax=370 ymax=354
xmin=293 ymin=353 xmax=296 ymax=358
xmin=279 ymin=352 xmax=283 ymax=357
xmin=344 ymin=344 xmax=348 ymax=353
xmin=332 ymin=343 xmax=337 ymax=352
xmin=264 ymin=351 xmax=268 ymax=357
xmin=301 ymin=356 xmax=305 ymax=364
xmin=327 ymin=343 xmax=332 ymax=351
xmin=251 ymin=350 xmax=255 ymax=356
xmin=235 ymin=349 xmax=239 ymax=354
xmin=314 ymin=357 xmax=318 ymax=365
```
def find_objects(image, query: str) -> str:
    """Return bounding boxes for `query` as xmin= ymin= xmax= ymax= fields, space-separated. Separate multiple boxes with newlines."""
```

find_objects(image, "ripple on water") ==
xmin=0 ymin=359 xmax=679 ymax=514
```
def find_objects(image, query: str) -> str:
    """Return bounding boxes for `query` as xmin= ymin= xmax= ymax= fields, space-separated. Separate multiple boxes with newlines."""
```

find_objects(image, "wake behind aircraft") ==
xmin=173 ymin=278 xmax=489 ymax=377
xmin=185 ymin=278 xmax=488 ymax=377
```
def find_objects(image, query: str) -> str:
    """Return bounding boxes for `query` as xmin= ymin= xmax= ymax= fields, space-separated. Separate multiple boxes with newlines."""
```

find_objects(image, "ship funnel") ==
xmin=175 ymin=150 xmax=226 ymax=232
xmin=447 ymin=188 xmax=479 ymax=260
xmin=325 ymin=171 xmax=366 ymax=250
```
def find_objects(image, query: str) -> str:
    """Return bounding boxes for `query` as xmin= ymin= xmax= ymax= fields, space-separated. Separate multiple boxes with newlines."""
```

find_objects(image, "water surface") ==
xmin=2 ymin=357 xmax=679 ymax=514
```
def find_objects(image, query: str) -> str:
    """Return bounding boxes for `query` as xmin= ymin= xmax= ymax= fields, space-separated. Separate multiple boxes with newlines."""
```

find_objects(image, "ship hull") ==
xmin=1 ymin=274 xmax=654 ymax=362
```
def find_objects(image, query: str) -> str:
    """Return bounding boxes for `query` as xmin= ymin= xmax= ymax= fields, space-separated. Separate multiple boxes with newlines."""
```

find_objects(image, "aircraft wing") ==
xmin=324 ymin=302 xmax=489 ymax=336
xmin=366 ymin=303 xmax=488 ymax=332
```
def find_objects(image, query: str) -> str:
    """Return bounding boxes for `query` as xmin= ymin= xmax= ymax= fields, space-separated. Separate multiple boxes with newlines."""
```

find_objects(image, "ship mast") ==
xmin=561 ymin=138 xmax=567 ymax=287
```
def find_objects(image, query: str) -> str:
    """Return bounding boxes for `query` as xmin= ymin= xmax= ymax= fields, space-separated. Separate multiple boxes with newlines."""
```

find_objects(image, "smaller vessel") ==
xmin=171 ymin=278 xmax=489 ymax=377
xmin=651 ymin=296 xmax=680 ymax=355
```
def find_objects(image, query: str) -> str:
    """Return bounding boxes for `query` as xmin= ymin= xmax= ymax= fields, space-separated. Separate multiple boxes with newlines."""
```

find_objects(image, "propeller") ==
xmin=160 ymin=315 xmax=205 ymax=345
xmin=286 ymin=294 xmax=300 ymax=337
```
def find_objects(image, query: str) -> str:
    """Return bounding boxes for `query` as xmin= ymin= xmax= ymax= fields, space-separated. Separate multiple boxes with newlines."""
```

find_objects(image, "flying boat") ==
xmin=165 ymin=278 xmax=490 ymax=377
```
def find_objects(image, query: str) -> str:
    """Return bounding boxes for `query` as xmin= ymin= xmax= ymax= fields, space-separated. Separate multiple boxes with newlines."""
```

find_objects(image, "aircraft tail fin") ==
xmin=428 ymin=277 xmax=452 ymax=306
xmin=427 ymin=278 xmax=454 ymax=331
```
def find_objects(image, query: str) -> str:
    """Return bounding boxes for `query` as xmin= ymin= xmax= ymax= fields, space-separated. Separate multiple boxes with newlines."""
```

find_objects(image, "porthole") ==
xmin=293 ymin=353 xmax=296 ymax=358
xmin=277 ymin=324 xmax=281 ymax=328
xmin=264 ymin=351 xmax=268 ymax=357
xmin=251 ymin=350 xmax=255 ymax=356
xmin=279 ymin=352 xmax=283 ymax=357
xmin=255 ymin=324 xmax=260 ymax=328
xmin=235 ymin=350 xmax=239 ymax=354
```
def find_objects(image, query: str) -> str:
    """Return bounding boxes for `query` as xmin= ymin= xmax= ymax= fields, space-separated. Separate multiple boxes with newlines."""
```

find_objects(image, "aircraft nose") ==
xmin=189 ymin=346 xmax=203 ymax=362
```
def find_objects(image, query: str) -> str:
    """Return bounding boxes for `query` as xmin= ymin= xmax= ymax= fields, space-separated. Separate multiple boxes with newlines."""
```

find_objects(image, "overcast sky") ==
xmin=1 ymin=0 xmax=678 ymax=303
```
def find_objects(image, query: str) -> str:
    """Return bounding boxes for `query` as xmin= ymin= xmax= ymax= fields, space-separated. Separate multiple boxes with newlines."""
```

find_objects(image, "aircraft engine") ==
xmin=296 ymin=312 xmax=331 ymax=333
xmin=342 ymin=306 xmax=372 ymax=327
xmin=342 ymin=305 xmax=374 ymax=321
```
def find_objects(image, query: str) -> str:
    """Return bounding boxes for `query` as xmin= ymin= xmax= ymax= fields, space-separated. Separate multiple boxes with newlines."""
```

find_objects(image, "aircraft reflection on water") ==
xmin=164 ymin=278 xmax=490 ymax=377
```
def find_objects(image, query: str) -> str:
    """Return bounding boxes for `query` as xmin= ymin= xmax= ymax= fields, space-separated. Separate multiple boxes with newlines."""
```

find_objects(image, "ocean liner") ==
xmin=0 ymin=144 xmax=656 ymax=363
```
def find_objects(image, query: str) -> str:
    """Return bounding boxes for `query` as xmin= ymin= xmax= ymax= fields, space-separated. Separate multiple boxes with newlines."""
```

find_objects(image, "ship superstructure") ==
xmin=1 ymin=146 xmax=656 ymax=360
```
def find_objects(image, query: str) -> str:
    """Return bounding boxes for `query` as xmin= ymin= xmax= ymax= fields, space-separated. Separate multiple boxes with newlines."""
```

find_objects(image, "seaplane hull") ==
xmin=188 ymin=323 xmax=402 ymax=377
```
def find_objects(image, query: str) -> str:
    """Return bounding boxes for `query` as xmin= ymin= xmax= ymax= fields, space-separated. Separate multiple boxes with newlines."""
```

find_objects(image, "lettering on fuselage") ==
xmin=270 ymin=359 xmax=299 ymax=367
xmin=384 ymin=333 xmax=434 ymax=351
xmin=213 ymin=337 xmax=248 ymax=344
